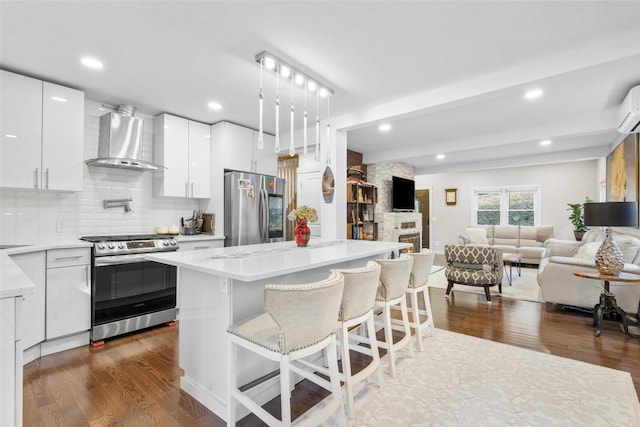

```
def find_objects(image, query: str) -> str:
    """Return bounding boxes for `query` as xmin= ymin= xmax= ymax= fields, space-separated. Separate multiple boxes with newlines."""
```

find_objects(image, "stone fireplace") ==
xmin=399 ymin=232 xmax=421 ymax=253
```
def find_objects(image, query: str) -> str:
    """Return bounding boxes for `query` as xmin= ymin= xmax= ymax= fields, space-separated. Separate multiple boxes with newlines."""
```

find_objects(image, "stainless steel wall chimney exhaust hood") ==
xmin=85 ymin=105 xmax=164 ymax=171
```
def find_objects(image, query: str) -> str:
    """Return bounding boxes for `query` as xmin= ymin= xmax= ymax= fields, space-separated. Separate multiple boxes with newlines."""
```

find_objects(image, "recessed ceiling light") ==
xmin=264 ymin=57 xmax=276 ymax=70
xmin=524 ymin=89 xmax=543 ymax=99
xmin=307 ymin=81 xmax=317 ymax=92
xmin=539 ymin=139 xmax=552 ymax=146
xmin=319 ymin=88 xmax=328 ymax=98
xmin=50 ymin=96 xmax=67 ymax=102
xmin=81 ymin=57 xmax=103 ymax=69
xmin=208 ymin=102 xmax=222 ymax=111
xmin=5 ymin=134 xmax=17 ymax=139
xmin=294 ymin=74 xmax=305 ymax=85
xmin=378 ymin=124 xmax=391 ymax=132
xmin=436 ymin=154 xmax=446 ymax=160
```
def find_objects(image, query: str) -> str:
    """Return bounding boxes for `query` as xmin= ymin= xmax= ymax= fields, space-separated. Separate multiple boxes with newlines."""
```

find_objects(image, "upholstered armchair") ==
xmin=444 ymin=245 xmax=503 ymax=302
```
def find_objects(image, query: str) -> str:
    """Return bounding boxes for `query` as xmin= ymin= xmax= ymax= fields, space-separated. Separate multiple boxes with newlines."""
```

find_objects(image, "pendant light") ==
xmin=303 ymin=81 xmax=308 ymax=158
xmin=315 ymin=90 xmax=320 ymax=162
xmin=257 ymin=58 xmax=264 ymax=149
xmin=289 ymin=74 xmax=295 ymax=156
xmin=326 ymin=95 xmax=331 ymax=165
xmin=274 ymin=65 xmax=280 ymax=153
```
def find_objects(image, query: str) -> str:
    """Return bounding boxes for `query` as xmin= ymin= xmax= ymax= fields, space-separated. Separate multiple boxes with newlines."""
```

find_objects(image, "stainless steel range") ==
xmin=80 ymin=234 xmax=179 ymax=344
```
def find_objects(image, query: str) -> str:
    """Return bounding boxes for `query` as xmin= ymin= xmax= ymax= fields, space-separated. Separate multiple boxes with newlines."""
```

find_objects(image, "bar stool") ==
xmin=407 ymin=250 xmax=436 ymax=351
xmin=227 ymin=272 xmax=346 ymax=427
xmin=374 ymin=254 xmax=414 ymax=377
xmin=331 ymin=261 xmax=383 ymax=419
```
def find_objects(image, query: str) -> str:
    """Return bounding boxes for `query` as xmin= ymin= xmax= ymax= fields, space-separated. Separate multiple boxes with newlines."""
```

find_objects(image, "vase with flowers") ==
xmin=288 ymin=205 xmax=318 ymax=247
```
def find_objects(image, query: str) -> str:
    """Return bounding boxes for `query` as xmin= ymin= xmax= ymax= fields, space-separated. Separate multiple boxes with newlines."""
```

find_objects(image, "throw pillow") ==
xmin=576 ymin=242 xmax=601 ymax=260
xmin=467 ymin=227 xmax=489 ymax=245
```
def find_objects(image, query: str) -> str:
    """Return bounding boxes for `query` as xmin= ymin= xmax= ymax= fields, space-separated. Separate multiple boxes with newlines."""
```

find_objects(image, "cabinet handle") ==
xmin=191 ymin=182 xmax=194 ymax=197
xmin=85 ymin=265 xmax=90 ymax=287
xmin=45 ymin=168 xmax=49 ymax=189
xmin=54 ymin=255 xmax=83 ymax=261
xmin=34 ymin=168 xmax=39 ymax=189
xmin=185 ymin=182 xmax=189 ymax=197
xmin=193 ymin=246 xmax=209 ymax=250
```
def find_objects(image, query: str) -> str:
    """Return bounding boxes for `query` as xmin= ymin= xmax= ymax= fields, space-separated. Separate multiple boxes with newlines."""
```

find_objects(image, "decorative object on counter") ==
xmin=201 ymin=213 xmax=214 ymax=234
xmin=168 ymin=225 xmax=180 ymax=235
xmin=567 ymin=196 xmax=593 ymax=241
xmin=583 ymin=201 xmax=638 ymax=276
xmin=254 ymin=50 xmax=334 ymax=159
xmin=288 ymin=205 xmax=318 ymax=247
xmin=155 ymin=225 xmax=169 ymax=235
xmin=181 ymin=209 xmax=203 ymax=235
xmin=103 ymin=195 xmax=133 ymax=212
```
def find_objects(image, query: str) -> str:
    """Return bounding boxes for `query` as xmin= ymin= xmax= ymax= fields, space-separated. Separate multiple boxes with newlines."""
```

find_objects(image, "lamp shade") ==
xmin=583 ymin=202 xmax=638 ymax=227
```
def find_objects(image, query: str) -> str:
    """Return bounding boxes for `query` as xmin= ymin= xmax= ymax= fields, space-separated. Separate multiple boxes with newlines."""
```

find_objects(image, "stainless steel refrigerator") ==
xmin=224 ymin=171 xmax=286 ymax=246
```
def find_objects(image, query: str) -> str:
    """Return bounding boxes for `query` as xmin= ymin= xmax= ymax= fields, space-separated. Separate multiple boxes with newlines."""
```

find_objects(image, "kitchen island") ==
xmin=147 ymin=239 xmax=409 ymax=422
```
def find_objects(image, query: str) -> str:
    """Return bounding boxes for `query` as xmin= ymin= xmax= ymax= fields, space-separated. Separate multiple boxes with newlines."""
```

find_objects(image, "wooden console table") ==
xmin=573 ymin=271 xmax=640 ymax=337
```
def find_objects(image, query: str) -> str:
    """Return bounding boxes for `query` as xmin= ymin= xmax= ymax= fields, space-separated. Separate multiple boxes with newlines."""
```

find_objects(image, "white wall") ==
xmin=0 ymin=100 xmax=198 ymax=244
xmin=415 ymin=159 xmax=599 ymax=253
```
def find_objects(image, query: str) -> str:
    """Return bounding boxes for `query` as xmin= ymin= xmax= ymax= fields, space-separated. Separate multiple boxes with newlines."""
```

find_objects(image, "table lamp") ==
xmin=583 ymin=201 xmax=638 ymax=276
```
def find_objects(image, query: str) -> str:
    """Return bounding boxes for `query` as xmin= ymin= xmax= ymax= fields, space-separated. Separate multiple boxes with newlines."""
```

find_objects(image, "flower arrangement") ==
xmin=287 ymin=205 xmax=318 ymax=222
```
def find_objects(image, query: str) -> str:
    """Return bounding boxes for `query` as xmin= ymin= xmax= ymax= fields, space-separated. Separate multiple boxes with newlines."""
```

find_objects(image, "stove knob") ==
xmin=97 ymin=243 xmax=105 ymax=250
xmin=108 ymin=243 xmax=115 ymax=249
xmin=163 ymin=240 xmax=170 ymax=246
xmin=170 ymin=240 xmax=177 ymax=246
xmin=118 ymin=243 xmax=125 ymax=249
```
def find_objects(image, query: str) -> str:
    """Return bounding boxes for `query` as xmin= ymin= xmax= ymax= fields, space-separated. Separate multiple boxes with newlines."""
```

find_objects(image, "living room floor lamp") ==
xmin=583 ymin=201 xmax=638 ymax=276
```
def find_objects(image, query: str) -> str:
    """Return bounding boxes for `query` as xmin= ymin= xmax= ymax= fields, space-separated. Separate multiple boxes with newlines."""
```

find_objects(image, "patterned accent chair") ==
xmin=444 ymin=245 xmax=503 ymax=303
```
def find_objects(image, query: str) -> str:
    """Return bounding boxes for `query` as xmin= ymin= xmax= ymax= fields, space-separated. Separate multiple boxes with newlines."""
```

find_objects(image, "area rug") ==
xmin=318 ymin=329 xmax=640 ymax=426
xmin=428 ymin=265 xmax=544 ymax=303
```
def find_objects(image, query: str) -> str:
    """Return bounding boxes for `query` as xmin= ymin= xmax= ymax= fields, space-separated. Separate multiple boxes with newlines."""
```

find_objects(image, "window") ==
xmin=473 ymin=186 xmax=540 ymax=226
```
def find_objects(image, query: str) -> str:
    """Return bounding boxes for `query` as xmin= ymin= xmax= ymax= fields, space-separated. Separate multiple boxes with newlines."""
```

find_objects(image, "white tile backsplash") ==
xmin=0 ymin=99 xmax=199 ymax=244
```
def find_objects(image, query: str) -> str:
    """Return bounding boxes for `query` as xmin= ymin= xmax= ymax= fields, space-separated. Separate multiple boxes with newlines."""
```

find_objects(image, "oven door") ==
xmin=92 ymin=255 xmax=177 ymax=326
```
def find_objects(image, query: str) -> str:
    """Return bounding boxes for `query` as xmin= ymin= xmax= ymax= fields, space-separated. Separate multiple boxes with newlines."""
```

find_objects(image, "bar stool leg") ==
xmin=339 ymin=324 xmax=355 ymax=419
xmin=228 ymin=341 xmax=237 ymax=426
xmin=382 ymin=303 xmax=397 ymax=378
xmin=410 ymin=290 xmax=424 ymax=351
xmin=280 ymin=355 xmax=291 ymax=425
xmin=422 ymin=287 xmax=435 ymax=337
xmin=400 ymin=298 xmax=415 ymax=358
xmin=327 ymin=336 xmax=347 ymax=427
xmin=366 ymin=314 xmax=384 ymax=389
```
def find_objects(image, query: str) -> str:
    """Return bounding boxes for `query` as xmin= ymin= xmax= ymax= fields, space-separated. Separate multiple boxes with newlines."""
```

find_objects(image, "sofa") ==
xmin=537 ymin=228 xmax=640 ymax=313
xmin=457 ymin=225 xmax=554 ymax=265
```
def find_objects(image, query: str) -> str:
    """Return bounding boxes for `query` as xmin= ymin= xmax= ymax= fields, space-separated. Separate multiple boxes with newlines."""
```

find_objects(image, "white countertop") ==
xmin=147 ymin=239 xmax=410 ymax=282
xmin=0 ymin=240 xmax=92 ymax=298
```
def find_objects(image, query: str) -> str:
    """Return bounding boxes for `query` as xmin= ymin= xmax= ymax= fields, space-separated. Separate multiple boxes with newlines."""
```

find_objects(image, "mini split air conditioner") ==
xmin=618 ymin=85 xmax=640 ymax=134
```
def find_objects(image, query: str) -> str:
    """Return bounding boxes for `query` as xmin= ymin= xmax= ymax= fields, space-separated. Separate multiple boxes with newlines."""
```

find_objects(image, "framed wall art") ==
xmin=445 ymin=188 xmax=457 ymax=205
xmin=606 ymin=134 xmax=638 ymax=203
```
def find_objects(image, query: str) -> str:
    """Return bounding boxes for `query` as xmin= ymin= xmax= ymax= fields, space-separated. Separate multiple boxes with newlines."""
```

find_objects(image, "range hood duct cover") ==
xmin=85 ymin=105 xmax=164 ymax=171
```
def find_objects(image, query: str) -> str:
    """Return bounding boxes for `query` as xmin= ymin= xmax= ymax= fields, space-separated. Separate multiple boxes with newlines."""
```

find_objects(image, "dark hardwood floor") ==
xmin=23 ymin=287 xmax=640 ymax=426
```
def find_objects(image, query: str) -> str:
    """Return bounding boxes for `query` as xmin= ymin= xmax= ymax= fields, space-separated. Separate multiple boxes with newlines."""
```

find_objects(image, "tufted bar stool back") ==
xmin=331 ymin=261 xmax=383 ymax=419
xmin=374 ymin=254 xmax=415 ymax=377
xmin=406 ymin=250 xmax=436 ymax=351
xmin=227 ymin=271 xmax=346 ymax=426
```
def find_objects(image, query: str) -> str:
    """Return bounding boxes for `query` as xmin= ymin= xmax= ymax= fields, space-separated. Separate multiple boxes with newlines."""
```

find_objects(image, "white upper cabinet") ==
xmin=211 ymin=121 xmax=277 ymax=175
xmin=1 ymin=71 xmax=43 ymax=189
xmin=154 ymin=114 xmax=210 ymax=198
xmin=0 ymin=70 xmax=84 ymax=191
xmin=188 ymin=121 xmax=211 ymax=198
xmin=42 ymin=82 xmax=85 ymax=191
xmin=253 ymin=131 xmax=277 ymax=176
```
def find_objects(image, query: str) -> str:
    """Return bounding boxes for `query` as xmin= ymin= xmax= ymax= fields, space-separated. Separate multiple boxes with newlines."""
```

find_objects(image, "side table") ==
xmin=503 ymin=253 xmax=522 ymax=286
xmin=573 ymin=271 xmax=640 ymax=337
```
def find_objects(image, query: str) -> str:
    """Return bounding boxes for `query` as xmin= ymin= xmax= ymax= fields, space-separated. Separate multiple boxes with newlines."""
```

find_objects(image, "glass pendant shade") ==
xmin=257 ymin=59 xmax=264 ymax=149
xmin=289 ymin=76 xmax=295 ymax=156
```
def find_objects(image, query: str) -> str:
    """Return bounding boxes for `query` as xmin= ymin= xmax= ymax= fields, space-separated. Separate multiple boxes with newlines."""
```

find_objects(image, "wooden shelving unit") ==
xmin=346 ymin=182 xmax=377 ymax=240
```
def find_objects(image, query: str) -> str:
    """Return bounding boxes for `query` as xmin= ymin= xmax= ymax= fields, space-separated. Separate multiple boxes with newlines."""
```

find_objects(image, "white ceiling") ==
xmin=1 ymin=1 xmax=639 ymax=175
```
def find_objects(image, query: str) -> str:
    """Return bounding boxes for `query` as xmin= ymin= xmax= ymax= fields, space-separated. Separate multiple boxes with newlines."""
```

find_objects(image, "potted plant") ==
xmin=567 ymin=197 xmax=593 ymax=241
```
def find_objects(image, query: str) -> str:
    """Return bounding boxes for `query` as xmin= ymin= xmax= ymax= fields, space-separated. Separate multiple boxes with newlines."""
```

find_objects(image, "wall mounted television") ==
xmin=392 ymin=176 xmax=415 ymax=212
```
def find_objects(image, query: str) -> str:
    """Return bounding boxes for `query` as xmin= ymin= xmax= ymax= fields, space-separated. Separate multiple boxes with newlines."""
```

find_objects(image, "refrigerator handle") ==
xmin=260 ymin=187 xmax=268 ymax=242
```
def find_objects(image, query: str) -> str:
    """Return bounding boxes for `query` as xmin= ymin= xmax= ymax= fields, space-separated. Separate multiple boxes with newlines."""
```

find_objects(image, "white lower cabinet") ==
xmin=9 ymin=251 xmax=46 ymax=349
xmin=46 ymin=248 xmax=91 ymax=340
xmin=0 ymin=296 xmax=23 ymax=427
